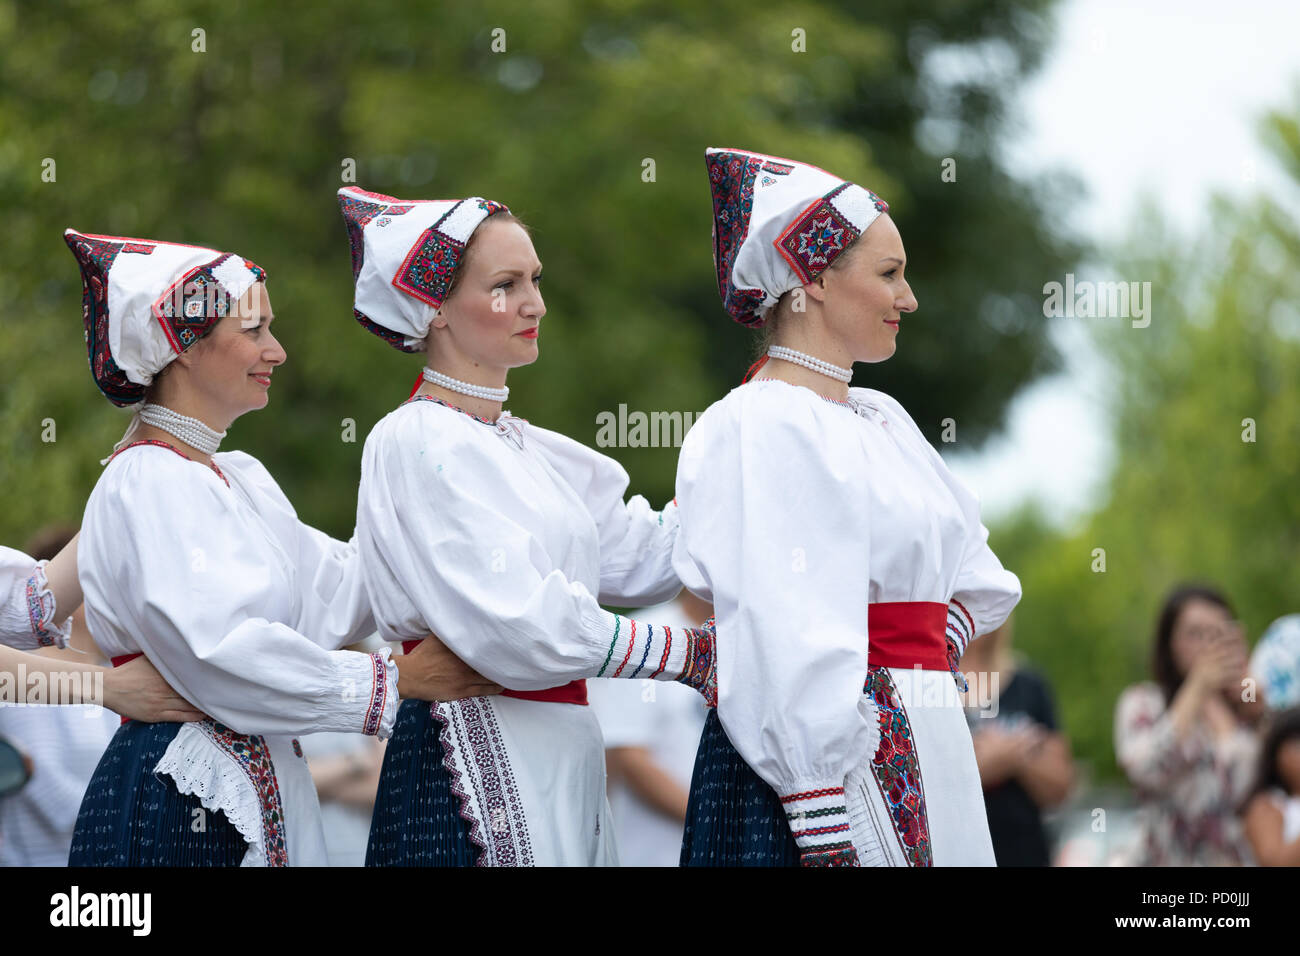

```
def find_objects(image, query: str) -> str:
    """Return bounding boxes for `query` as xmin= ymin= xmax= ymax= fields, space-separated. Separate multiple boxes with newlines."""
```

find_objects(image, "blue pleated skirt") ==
xmin=365 ymin=698 xmax=478 ymax=866
xmin=69 ymin=720 xmax=248 ymax=866
xmin=680 ymin=709 xmax=801 ymax=866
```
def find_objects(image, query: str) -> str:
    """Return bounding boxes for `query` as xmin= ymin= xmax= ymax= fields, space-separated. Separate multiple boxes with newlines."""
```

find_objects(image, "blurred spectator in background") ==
xmin=961 ymin=613 xmax=1074 ymax=866
xmin=586 ymin=589 xmax=711 ymax=867
xmin=1249 ymin=614 xmax=1300 ymax=712
xmin=1241 ymin=706 xmax=1300 ymax=866
xmin=0 ymin=525 xmax=119 ymax=866
xmin=1115 ymin=584 xmax=1264 ymax=865
xmin=301 ymin=634 xmax=389 ymax=867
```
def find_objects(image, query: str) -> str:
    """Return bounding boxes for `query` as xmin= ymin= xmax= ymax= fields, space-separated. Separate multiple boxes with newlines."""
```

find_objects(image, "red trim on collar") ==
xmin=106 ymin=439 xmax=229 ymax=487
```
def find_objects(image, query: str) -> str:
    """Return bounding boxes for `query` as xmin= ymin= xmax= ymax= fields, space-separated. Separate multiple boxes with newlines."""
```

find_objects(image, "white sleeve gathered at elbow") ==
xmin=0 ymin=548 xmax=73 ymax=650
xmin=83 ymin=473 xmax=397 ymax=739
xmin=675 ymin=393 xmax=878 ymax=833
xmin=359 ymin=418 xmax=703 ymax=692
xmin=527 ymin=427 xmax=683 ymax=608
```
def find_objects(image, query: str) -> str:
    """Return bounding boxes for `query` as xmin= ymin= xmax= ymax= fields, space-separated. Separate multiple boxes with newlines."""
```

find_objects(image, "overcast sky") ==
xmin=944 ymin=0 xmax=1300 ymax=529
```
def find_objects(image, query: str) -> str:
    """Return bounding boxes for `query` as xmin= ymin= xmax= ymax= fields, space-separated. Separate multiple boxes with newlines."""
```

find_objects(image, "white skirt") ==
xmin=845 ymin=665 xmax=995 ymax=866
xmin=434 ymin=695 xmax=619 ymax=866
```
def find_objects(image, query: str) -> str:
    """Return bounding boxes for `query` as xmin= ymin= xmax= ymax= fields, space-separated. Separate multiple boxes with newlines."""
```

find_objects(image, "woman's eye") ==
xmin=532 ymin=275 xmax=543 ymax=286
xmin=884 ymin=269 xmax=897 ymax=278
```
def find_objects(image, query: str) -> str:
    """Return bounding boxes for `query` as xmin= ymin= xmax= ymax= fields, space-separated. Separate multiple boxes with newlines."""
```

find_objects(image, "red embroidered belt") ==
xmin=110 ymin=652 xmax=143 ymax=724
xmin=868 ymin=601 xmax=950 ymax=671
xmin=401 ymin=640 xmax=588 ymax=706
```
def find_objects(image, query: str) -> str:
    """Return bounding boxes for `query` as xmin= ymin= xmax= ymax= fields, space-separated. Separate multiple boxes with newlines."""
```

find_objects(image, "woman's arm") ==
xmin=356 ymin=413 xmax=713 ymax=696
xmin=606 ymin=746 xmax=691 ymax=821
xmin=1015 ymin=730 xmax=1075 ymax=808
xmin=0 ymin=644 xmax=204 ymax=722
xmin=1115 ymin=682 xmax=1208 ymax=791
xmin=0 ymin=543 xmax=77 ymax=650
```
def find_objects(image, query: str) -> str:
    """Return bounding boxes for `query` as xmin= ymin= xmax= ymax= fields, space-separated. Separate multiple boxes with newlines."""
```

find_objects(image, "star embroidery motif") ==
xmin=797 ymin=214 xmax=845 ymax=266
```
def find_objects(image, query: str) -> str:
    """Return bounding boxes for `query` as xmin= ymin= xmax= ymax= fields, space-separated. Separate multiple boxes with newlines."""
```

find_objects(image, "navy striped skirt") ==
xmin=365 ymin=698 xmax=478 ymax=866
xmin=680 ymin=708 xmax=801 ymax=866
xmin=69 ymin=720 xmax=248 ymax=866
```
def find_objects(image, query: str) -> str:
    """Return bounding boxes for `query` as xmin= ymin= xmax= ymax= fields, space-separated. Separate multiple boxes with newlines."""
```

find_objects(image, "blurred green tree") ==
xmin=1 ymin=0 xmax=1076 ymax=544
xmin=993 ymin=97 xmax=1300 ymax=779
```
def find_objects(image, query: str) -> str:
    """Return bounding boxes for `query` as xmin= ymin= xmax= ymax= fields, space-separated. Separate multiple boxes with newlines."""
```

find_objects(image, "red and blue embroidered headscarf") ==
xmin=705 ymin=147 xmax=890 ymax=327
xmin=338 ymin=187 xmax=510 ymax=352
xmin=64 ymin=229 xmax=267 ymax=407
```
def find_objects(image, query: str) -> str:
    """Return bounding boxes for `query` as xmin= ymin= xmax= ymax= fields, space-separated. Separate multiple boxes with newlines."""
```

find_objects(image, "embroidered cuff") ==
xmin=594 ymin=613 xmax=688 ymax=680
xmin=946 ymin=598 xmax=976 ymax=657
xmin=676 ymin=617 xmax=717 ymax=707
xmin=781 ymin=785 xmax=858 ymax=866
xmin=0 ymin=560 xmax=73 ymax=650
xmin=362 ymin=648 xmax=399 ymax=739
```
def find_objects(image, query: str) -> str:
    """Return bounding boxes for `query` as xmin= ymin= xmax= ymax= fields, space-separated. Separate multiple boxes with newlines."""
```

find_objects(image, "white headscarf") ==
xmin=704 ymin=147 xmax=890 ymax=327
xmin=338 ymin=187 xmax=510 ymax=352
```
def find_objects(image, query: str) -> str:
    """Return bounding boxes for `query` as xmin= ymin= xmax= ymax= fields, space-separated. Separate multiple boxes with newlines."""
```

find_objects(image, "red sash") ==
xmin=867 ymin=601 xmax=950 ymax=670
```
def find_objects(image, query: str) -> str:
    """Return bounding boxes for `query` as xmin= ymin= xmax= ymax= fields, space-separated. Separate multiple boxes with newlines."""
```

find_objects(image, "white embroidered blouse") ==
xmin=672 ymin=379 xmax=1022 ymax=854
xmin=356 ymin=397 xmax=687 ymax=688
xmin=79 ymin=444 xmax=396 ymax=737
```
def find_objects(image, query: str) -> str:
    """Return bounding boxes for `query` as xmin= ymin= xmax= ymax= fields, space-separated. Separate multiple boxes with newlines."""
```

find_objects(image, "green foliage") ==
xmin=0 ymin=0 xmax=1073 ymax=543
xmin=994 ymin=97 xmax=1300 ymax=779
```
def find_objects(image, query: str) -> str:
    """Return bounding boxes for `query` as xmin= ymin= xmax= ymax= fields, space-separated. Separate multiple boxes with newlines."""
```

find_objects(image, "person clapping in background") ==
xmin=1115 ymin=584 xmax=1264 ymax=865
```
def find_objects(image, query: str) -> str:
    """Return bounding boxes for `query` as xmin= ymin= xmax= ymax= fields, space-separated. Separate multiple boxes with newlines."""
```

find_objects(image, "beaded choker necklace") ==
xmin=139 ymin=403 xmax=226 ymax=455
xmin=421 ymin=367 xmax=509 ymax=403
xmin=766 ymin=345 xmax=853 ymax=384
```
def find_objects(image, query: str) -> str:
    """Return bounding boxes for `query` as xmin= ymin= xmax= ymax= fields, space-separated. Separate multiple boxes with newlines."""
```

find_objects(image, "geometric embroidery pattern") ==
xmin=865 ymin=664 xmax=933 ymax=867
xmin=775 ymin=183 xmax=863 ymax=285
xmin=66 ymin=233 xmax=146 ymax=406
xmin=339 ymin=195 xmax=386 ymax=280
xmin=150 ymin=253 xmax=267 ymax=354
xmin=433 ymin=697 xmax=535 ymax=867
xmin=705 ymin=151 xmax=770 ymax=327
xmin=392 ymin=198 xmax=509 ymax=310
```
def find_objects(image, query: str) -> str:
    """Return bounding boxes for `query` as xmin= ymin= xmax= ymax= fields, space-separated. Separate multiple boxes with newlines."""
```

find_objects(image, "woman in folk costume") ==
xmin=62 ymin=229 xmax=495 ymax=866
xmin=673 ymin=149 xmax=1022 ymax=867
xmin=338 ymin=187 xmax=717 ymax=866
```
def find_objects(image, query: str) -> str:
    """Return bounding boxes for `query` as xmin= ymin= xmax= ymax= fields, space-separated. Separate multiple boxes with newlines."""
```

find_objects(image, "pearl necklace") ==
xmin=422 ymin=367 xmax=509 ymax=403
xmin=766 ymin=346 xmax=853 ymax=384
xmin=139 ymin=403 xmax=226 ymax=455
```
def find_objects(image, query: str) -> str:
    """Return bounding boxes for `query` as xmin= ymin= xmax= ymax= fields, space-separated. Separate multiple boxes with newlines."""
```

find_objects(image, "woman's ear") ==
xmin=803 ymin=275 xmax=828 ymax=305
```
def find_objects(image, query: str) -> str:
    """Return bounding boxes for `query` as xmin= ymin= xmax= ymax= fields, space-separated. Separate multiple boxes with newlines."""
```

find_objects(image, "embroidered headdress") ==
xmin=64 ymin=229 xmax=267 ymax=407
xmin=338 ymin=187 xmax=510 ymax=351
xmin=704 ymin=147 xmax=889 ymax=327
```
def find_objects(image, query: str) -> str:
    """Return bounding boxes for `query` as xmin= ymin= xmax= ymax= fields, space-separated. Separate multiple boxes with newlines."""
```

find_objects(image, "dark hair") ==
xmin=1241 ymin=706 xmax=1300 ymax=809
xmin=1151 ymin=582 xmax=1236 ymax=704
xmin=444 ymin=209 xmax=530 ymax=304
